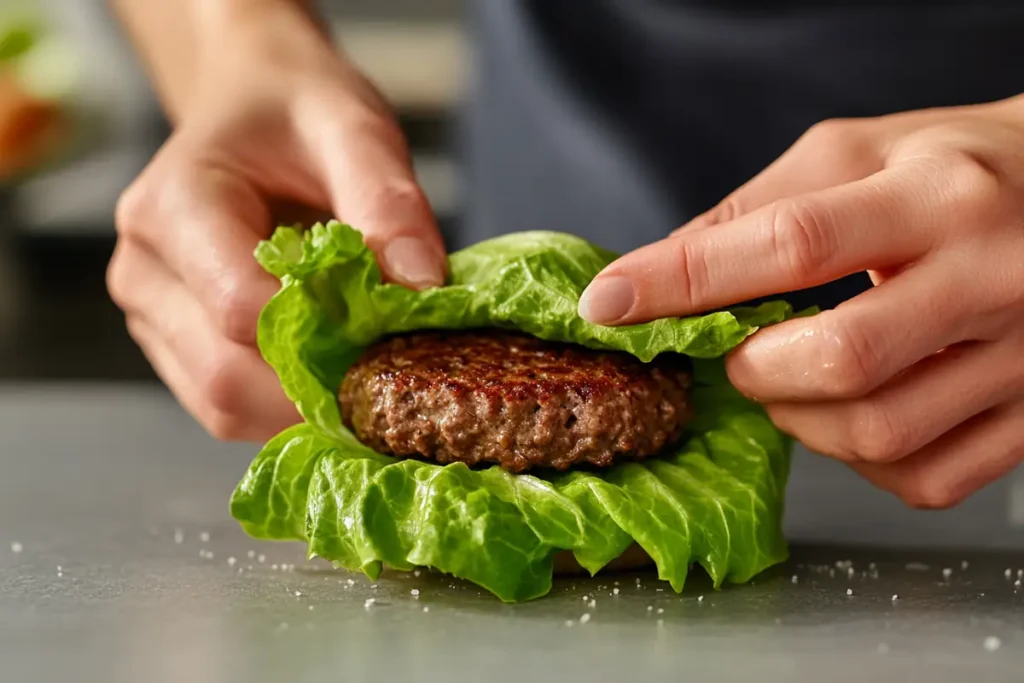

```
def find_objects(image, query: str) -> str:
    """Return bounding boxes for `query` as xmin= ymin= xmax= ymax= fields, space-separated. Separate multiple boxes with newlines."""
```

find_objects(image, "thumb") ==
xmin=303 ymin=98 xmax=447 ymax=290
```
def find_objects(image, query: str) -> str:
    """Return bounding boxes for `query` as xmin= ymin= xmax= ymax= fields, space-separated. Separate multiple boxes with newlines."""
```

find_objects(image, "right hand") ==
xmin=107 ymin=12 xmax=446 ymax=441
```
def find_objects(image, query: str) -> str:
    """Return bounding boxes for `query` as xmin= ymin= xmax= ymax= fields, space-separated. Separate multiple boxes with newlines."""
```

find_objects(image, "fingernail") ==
xmin=578 ymin=276 xmax=636 ymax=324
xmin=381 ymin=237 xmax=445 ymax=290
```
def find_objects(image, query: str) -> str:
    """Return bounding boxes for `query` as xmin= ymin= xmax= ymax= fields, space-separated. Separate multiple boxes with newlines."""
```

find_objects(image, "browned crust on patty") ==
xmin=339 ymin=330 xmax=692 ymax=472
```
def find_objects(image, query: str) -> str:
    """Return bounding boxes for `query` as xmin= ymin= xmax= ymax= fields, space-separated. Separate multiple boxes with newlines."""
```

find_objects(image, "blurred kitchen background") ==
xmin=0 ymin=0 xmax=464 ymax=381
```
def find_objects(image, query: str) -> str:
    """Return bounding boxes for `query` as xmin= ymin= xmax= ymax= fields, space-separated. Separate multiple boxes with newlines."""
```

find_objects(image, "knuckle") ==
xmin=105 ymin=248 xmax=130 ymax=311
xmin=848 ymin=402 xmax=911 ymax=463
xmin=210 ymin=282 xmax=261 ymax=344
xmin=203 ymin=410 xmax=249 ymax=442
xmin=708 ymin=194 xmax=747 ymax=226
xmin=199 ymin=353 xmax=248 ymax=420
xmin=814 ymin=314 xmax=881 ymax=397
xmin=767 ymin=198 xmax=835 ymax=282
xmin=939 ymin=152 xmax=1003 ymax=219
xmin=898 ymin=477 xmax=965 ymax=511
xmin=675 ymin=238 xmax=713 ymax=309
xmin=114 ymin=179 xmax=152 ymax=240
xmin=801 ymin=118 xmax=857 ymax=148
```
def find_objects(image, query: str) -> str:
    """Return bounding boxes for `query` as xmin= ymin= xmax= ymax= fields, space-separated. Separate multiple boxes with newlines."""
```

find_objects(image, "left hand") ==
xmin=578 ymin=97 xmax=1024 ymax=509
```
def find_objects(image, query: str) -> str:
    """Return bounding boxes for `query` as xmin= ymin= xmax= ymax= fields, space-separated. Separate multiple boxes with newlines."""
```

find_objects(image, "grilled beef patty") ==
xmin=339 ymin=331 xmax=693 ymax=472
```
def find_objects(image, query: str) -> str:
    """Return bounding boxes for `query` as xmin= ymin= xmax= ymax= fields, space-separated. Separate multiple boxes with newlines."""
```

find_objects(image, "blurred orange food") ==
xmin=0 ymin=67 xmax=63 ymax=180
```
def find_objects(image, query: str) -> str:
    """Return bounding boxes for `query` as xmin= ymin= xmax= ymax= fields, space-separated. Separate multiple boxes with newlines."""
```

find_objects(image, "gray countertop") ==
xmin=2 ymin=385 xmax=1023 ymax=682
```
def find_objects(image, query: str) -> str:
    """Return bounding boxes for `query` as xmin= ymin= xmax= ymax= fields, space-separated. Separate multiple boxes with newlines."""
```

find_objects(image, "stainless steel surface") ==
xmin=2 ymin=385 xmax=1023 ymax=682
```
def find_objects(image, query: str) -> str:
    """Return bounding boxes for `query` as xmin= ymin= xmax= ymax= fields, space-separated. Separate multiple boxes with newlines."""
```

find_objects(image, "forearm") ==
xmin=109 ymin=0 xmax=328 ymax=123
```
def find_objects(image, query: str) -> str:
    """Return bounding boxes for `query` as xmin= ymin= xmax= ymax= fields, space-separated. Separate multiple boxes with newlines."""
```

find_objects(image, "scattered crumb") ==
xmin=791 ymin=575 xmax=798 ymax=584
xmin=846 ymin=588 xmax=854 ymax=596
xmin=579 ymin=613 xmax=591 ymax=624
xmin=422 ymin=606 xmax=430 ymax=613
xmin=371 ymin=584 xmax=378 ymax=590
xmin=891 ymin=594 xmax=899 ymax=602
xmin=657 ymin=608 xmax=664 ymax=614
xmin=10 ymin=542 xmax=22 ymax=554
xmin=271 ymin=564 xmax=279 ymax=571
xmin=697 ymin=596 xmax=704 ymax=603
xmin=227 ymin=556 xmax=237 ymax=567
xmin=1014 ymin=580 xmax=1021 ymax=588
xmin=294 ymin=591 xmax=302 ymax=597
xmin=588 ymin=599 xmax=596 ymax=609
xmin=613 ymin=588 xmax=620 ymax=595
xmin=943 ymin=568 xmax=953 ymax=580
xmin=414 ymin=569 xmax=422 ymax=578
xmin=983 ymin=636 xmax=1001 ymax=652
xmin=411 ymin=589 xmax=420 ymax=597
xmin=647 ymin=605 xmax=653 ymax=612
xmin=247 ymin=550 xmax=256 ymax=559
xmin=347 ymin=579 xmax=355 ymax=586
xmin=364 ymin=598 xmax=376 ymax=610
xmin=199 ymin=531 xmax=210 ymax=543
xmin=257 ymin=554 xmax=266 ymax=564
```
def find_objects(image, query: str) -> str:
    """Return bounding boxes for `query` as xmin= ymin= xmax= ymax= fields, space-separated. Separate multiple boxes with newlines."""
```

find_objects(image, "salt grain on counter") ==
xmin=942 ymin=568 xmax=953 ymax=580
xmin=423 ymin=606 xmax=430 ymax=613
xmin=199 ymin=531 xmax=210 ymax=543
xmin=657 ymin=608 xmax=664 ymax=614
xmin=846 ymin=588 xmax=854 ymax=596
xmin=247 ymin=550 xmax=256 ymax=559
xmin=347 ymin=579 xmax=355 ymax=586
xmin=983 ymin=636 xmax=1001 ymax=652
xmin=294 ymin=591 xmax=302 ymax=597
xmin=10 ymin=542 xmax=22 ymax=553
xmin=257 ymin=554 xmax=266 ymax=564
xmin=647 ymin=605 xmax=653 ymax=612
xmin=891 ymin=594 xmax=899 ymax=602
xmin=227 ymin=556 xmax=237 ymax=567
xmin=579 ymin=613 xmax=591 ymax=624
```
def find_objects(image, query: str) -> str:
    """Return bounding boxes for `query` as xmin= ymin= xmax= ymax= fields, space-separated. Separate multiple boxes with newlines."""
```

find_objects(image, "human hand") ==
xmin=578 ymin=98 xmax=1024 ymax=508
xmin=108 ymin=6 xmax=445 ymax=441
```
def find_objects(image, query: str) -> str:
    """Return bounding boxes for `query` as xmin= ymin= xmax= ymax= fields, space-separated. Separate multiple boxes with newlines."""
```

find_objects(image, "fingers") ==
xmin=110 ymin=242 xmax=299 ymax=441
xmin=679 ymin=119 xmax=883 ymax=233
xmin=579 ymin=166 xmax=935 ymax=324
xmin=850 ymin=400 xmax=1024 ymax=510
xmin=297 ymin=95 xmax=447 ymax=290
xmin=115 ymin=150 xmax=281 ymax=346
xmin=763 ymin=338 xmax=1024 ymax=464
xmin=725 ymin=263 xmax=976 ymax=401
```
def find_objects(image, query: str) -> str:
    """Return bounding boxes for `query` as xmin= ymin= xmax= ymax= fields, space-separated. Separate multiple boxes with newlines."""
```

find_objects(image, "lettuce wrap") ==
xmin=230 ymin=221 xmax=797 ymax=602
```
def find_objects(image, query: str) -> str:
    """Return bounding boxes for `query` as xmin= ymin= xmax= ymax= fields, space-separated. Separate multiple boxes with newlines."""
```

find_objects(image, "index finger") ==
xmin=578 ymin=167 xmax=936 ymax=325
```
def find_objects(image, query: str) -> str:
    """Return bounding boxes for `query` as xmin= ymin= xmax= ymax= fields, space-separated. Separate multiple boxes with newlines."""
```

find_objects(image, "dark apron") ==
xmin=457 ymin=0 xmax=1024 ymax=548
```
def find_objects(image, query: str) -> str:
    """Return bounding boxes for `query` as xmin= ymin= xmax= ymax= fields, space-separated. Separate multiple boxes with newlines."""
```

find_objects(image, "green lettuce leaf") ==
xmin=231 ymin=221 xmax=796 ymax=602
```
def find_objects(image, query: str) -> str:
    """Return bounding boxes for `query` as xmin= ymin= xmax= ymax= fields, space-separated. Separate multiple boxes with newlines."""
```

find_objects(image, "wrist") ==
xmin=179 ymin=0 xmax=337 ymax=123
